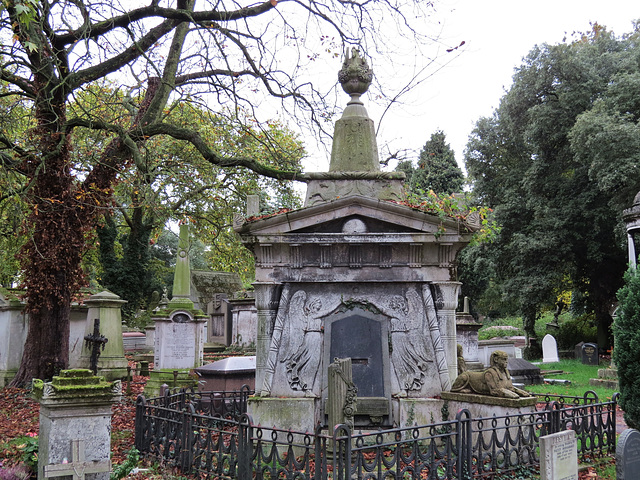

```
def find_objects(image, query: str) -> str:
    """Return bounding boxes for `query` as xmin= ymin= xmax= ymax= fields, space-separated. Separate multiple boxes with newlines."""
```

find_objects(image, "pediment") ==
xmin=235 ymin=195 xmax=474 ymax=238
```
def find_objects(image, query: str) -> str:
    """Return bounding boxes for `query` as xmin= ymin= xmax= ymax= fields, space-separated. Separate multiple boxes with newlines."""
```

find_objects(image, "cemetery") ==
xmin=2 ymin=3 xmax=640 ymax=478
xmin=0 ymin=48 xmax=634 ymax=480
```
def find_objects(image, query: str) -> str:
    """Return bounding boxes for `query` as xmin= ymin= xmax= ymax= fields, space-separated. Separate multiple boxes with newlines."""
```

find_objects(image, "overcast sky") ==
xmin=304 ymin=0 xmax=639 ymax=173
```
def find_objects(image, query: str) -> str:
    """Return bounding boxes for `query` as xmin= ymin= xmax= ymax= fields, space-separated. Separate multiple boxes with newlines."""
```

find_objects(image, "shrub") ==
xmin=555 ymin=314 xmax=597 ymax=350
xmin=614 ymin=267 xmax=640 ymax=429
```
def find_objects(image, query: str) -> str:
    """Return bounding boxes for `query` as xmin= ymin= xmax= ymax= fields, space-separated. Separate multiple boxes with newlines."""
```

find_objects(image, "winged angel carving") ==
xmin=280 ymin=291 xmax=325 ymax=397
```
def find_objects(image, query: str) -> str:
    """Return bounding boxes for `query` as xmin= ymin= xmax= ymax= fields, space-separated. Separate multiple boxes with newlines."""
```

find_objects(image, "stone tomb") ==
xmin=617 ymin=428 xmax=640 ymax=480
xmin=539 ymin=430 xmax=578 ymax=480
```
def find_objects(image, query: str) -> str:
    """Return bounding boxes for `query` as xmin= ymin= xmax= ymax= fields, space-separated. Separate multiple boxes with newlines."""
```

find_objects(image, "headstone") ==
xmin=0 ymin=290 xmax=27 ymax=387
xmin=581 ymin=343 xmax=599 ymax=365
xmin=539 ymin=430 xmax=578 ymax=480
xmin=617 ymin=428 xmax=640 ymax=480
xmin=146 ymin=223 xmax=207 ymax=396
xmin=33 ymin=369 xmax=121 ymax=480
xmin=574 ymin=342 xmax=585 ymax=360
xmin=542 ymin=334 xmax=559 ymax=363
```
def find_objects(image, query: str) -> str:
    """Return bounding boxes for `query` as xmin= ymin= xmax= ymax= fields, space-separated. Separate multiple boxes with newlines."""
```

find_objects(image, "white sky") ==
xmin=303 ymin=0 xmax=639 ymax=174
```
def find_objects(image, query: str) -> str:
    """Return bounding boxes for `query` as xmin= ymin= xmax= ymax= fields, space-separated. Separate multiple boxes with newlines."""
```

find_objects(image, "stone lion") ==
xmin=451 ymin=350 xmax=533 ymax=399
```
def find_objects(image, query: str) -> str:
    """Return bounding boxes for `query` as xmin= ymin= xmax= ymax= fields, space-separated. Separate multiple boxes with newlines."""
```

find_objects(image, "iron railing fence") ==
xmin=135 ymin=390 xmax=619 ymax=479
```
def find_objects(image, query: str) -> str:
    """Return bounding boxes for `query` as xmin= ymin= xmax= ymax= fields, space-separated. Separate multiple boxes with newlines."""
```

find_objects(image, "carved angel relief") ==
xmin=281 ymin=291 xmax=324 ymax=396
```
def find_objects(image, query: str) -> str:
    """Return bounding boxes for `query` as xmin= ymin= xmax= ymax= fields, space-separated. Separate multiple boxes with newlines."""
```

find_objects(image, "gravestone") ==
xmin=574 ymin=342 xmax=584 ymax=360
xmin=542 ymin=334 xmax=559 ymax=363
xmin=33 ymin=369 xmax=121 ymax=480
xmin=539 ymin=430 xmax=578 ymax=480
xmin=145 ymin=223 xmax=207 ymax=396
xmin=581 ymin=343 xmax=599 ymax=365
xmin=617 ymin=428 xmax=640 ymax=480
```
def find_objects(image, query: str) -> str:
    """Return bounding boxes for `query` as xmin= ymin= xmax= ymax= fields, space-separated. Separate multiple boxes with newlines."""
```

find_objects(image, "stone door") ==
xmin=329 ymin=312 xmax=386 ymax=397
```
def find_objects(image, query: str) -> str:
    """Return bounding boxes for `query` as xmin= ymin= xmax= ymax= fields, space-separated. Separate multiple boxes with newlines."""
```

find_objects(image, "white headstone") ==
xmin=540 ymin=430 xmax=578 ymax=480
xmin=542 ymin=334 xmax=560 ymax=363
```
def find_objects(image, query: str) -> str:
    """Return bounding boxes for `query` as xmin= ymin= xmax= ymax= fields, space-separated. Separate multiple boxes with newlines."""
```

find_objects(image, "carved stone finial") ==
xmin=338 ymin=48 xmax=373 ymax=97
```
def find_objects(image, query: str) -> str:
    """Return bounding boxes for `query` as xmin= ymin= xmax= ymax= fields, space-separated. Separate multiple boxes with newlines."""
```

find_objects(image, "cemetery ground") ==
xmin=0 ymin=332 xmax=623 ymax=480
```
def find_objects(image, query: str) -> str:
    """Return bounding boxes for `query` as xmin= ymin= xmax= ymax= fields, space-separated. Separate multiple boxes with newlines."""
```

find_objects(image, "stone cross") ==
xmin=44 ymin=439 xmax=111 ymax=479
xmin=84 ymin=318 xmax=108 ymax=375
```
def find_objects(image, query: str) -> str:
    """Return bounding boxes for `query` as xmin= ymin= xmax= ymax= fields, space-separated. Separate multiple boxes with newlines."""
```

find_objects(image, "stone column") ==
xmin=253 ymin=282 xmax=282 ymax=394
xmin=80 ymin=291 xmax=128 ymax=381
xmin=0 ymin=292 xmax=27 ymax=387
xmin=432 ymin=281 xmax=461 ymax=383
xmin=34 ymin=369 xmax=122 ymax=480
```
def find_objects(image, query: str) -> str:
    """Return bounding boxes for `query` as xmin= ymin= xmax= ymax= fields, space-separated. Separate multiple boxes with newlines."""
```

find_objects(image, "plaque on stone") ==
xmin=617 ymin=428 xmax=640 ymax=480
xmin=539 ymin=430 xmax=578 ymax=480
xmin=581 ymin=343 xmax=599 ymax=366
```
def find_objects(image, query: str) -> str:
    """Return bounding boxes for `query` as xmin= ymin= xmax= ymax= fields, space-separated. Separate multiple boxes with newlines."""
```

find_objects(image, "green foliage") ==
xmin=555 ymin=314 xmax=597 ymax=350
xmin=464 ymin=25 xmax=637 ymax=350
xmin=110 ymin=448 xmax=140 ymax=480
xmin=613 ymin=267 xmax=640 ymax=429
xmin=15 ymin=434 xmax=37 ymax=473
xmin=396 ymin=130 xmax=465 ymax=195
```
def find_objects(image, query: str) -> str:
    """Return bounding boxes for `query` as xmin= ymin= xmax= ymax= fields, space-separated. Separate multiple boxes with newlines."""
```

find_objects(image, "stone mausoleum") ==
xmin=235 ymin=50 xmax=478 ymax=431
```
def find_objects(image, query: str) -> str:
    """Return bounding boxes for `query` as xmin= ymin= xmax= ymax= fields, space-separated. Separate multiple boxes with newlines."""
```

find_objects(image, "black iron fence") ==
xmin=134 ymin=389 xmax=619 ymax=479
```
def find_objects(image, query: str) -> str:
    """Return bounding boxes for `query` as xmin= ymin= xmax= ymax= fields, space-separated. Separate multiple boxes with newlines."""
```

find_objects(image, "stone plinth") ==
xmin=80 ymin=291 xmax=128 ymax=381
xmin=440 ymin=391 xmax=536 ymax=408
xmin=589 ymin=367 xmax=618 ymax=390
xmin=33 ymin=369 xmax=121 ymax=480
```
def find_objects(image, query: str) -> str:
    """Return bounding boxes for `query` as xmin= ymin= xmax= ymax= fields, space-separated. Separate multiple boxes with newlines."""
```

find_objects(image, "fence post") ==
xmin=547 ymin=401 xmax=561 ymax=435
xmin=180 ymin=404 xmax=195 ymax=473
xmin=314 ymin=423 xmax=326 ymax=480
xmin=456 ymin=409 xmax=473 ymax=480
xmin=134 ymin=395 xmax=147 ymax=452
xmin=237 ymin=414 xmax=253 ymax=479
xmin=332 ymin=424 xmax=352 ymax=480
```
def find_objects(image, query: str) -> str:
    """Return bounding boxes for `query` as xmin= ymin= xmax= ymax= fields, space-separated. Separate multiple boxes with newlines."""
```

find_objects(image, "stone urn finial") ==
xmin=338 ymin=48 xmax=373 ymax=101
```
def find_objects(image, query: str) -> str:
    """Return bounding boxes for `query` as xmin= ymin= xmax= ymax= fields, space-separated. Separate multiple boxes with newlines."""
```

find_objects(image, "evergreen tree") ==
xmin=613 ymin=268 xmax=640 ymax=429
xmin=412 ymin=130 xmax=464 ymax=194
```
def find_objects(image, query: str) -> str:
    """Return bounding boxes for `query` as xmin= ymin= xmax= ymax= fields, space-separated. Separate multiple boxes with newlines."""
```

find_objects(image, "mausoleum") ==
xmin=235 ymin=50 xmax=480 ymax=431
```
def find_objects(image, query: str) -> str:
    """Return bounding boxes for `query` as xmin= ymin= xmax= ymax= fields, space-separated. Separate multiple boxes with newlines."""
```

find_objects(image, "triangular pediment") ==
xmin=235 ymin=195 xmax=474 ymax=238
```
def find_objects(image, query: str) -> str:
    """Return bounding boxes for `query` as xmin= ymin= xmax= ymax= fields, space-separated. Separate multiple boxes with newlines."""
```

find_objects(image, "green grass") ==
xmin=526 ymin=358 xmax=617 ymax=401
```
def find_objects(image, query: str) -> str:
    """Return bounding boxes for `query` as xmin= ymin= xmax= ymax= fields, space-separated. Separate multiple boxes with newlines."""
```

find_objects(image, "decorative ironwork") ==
xmin=84 ymin=318 xmax=108 ymax=375
xmin=135 ymin=388 xmax=618 ymax=479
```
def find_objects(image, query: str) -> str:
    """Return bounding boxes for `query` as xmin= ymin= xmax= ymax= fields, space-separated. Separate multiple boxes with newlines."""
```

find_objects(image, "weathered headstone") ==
xmin=581 ymin=343 xmax=599 ymax=365
xmin=542 ymin=334 xmax=559 ymax=363
xmin=145 ymin=223 xmax=207 ymax=395
xmin=539 ymin=430 xmax=578 ymax=480
xmin=617 ymin=428 xmax=640 ymax=480
xmin=34 ymin=369 xmax=121 ymax=480
xmin=574 ymin=342 xmax=585 ymax=360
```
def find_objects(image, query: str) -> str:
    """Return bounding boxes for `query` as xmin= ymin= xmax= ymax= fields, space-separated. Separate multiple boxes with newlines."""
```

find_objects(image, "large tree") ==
xmin=464 ymin=25 xmax=640 ymax=354
xmin=396 ymin=130 xmax=465 ymax=195
xmin=0 ymin=0 xmax=443 ymax=385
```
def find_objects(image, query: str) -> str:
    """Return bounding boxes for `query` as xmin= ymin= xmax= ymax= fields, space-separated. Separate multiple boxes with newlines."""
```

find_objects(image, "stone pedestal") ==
xmin=0 ymin=290 xmax=27 ymax=387
xmin=80 ymin=291 xmax=128 ymax=381
xmin=33 ymin=369 xmax=121 ymax=480
xmin=456 ymin=311 xmax=483 ymax=371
